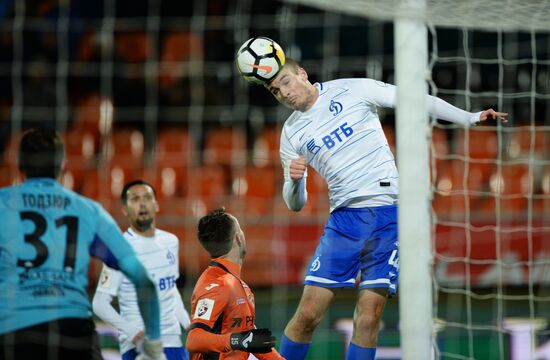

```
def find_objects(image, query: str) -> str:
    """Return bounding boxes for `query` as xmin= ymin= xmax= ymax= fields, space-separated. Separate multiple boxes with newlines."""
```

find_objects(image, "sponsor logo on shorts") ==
xmin=310 ymin=256 xmax=321 ymax=272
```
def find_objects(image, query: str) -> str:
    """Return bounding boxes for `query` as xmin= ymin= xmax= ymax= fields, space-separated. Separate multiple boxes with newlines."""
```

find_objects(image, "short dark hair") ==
xmin=197 ymin=207 xmax=235 ymax=258
xmin=18 ymin=128 xmax=65 ymax=179
xmin=282 ymin=57 xmax=300 ymax=73
xmin=120 ymin=179 xmax=156 ymax=204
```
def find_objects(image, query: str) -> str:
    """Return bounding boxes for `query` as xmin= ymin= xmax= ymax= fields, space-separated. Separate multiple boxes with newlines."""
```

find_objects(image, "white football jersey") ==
xmin=280 ymin=78 xmax=480 ymax=211
xmin=280 ymin=78 xmax=399 ymax=211
xmin=96 ymin=228 xmax=183 ymax=354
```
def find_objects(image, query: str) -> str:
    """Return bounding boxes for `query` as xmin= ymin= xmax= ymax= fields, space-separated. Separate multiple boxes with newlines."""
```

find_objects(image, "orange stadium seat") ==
xmin=203 ymin=126 xmax=247 ymax=166
xmin=431 ymin=127 xmax=450 ymax=173
xmin=2 ymin=132 xmax=21 ymax=170
xmin=534 ymin=165 xmax=550 ymax=214
xmin=72 ymin=94 xmax=112 ymax=139
xmin=148 ymin=127 xmax=196 ymax=207
xmin=481 ymin=164 xmax=531 ymax=214
xmin=231 ymin=165 xmax=279 ymax=216
xmin=506 ymin=126 xmax=549 ymax=159
xmin=251 ymin=126 xmax=280 ymax=167
xmin=432 ymin=159 xmax=495 ymax=218
xmin=63 ymin=128 xmax=98 ymax=191
xmin=159 ymin=31 xmax=201 ymax=88
xmin=155 ymin=127 xmax=196 ymax=167
xmin=105 ymin=128 xmax=145 ymax=172
xmin=0 ymin=163 xmax=18 ymax=187
xmin=455 ymin=127 xmax=499 ymax=161
xmin=186 ymin=165 xmax=229 ymax=211
xmin=239 ymin=224 xmax=284 ymax=286
xmin=115 ymin=31 xmax=152 ymax=63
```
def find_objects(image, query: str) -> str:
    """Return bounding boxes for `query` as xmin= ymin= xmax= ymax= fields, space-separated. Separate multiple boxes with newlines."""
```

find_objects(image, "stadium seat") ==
xmin=154 ymin=127 xmax=196 ymax=167
xmin=251 ymin=126 xmax=280 ymax=167
xmin=431 ymin=127 xmax=450 ymax=173
xmin=203 ymin=126 xmax=247 ymax=166
xmin=105 ymin=127 xmax=145 ymax=171
xmin=239 ymin=224 xmax=285 ymax=286
xmin=534 ymin=165 xmax=550 ymax=214
xmin=454 ymin=127 xmax=499 ymax=160
xmin=482 ymin=164 xmax=532 ymax=214
xmin=432 ymin=159 xmax=495 ymax=218
xmin=159 ymin=31 xmax=201 ymax=88
xmin=0 ymin=164 xmax=18 ymax=187
xmin=506 ymin=126 xmax=548 ymax=160
xmin=72 ymin=94 xmax=112 ymax=140
xmin=185 ymin=165 xmax=229 ymax=211
xmin=231 ymin=165 xmax=279 ymax=216
xmin=115 ymin=31 xmax=152 ymax=63
xmin=2 ymin=132 xmax=21 ymax=170
xmin=63 ymin=128 xmax=99 ymax=191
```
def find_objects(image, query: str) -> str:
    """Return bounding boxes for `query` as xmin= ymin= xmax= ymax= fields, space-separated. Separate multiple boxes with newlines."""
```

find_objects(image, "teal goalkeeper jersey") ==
xmin=0 ymin=178 xmax=141 ymax=334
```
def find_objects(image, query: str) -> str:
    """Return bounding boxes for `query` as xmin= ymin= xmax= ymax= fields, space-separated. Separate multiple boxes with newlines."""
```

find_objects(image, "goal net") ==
xmin=1 ymin=0 xmax=550 ymax=359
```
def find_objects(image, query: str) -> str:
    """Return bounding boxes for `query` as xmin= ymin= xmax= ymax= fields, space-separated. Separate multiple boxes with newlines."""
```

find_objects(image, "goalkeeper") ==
xmin=263 ymin=58 xmax=508 ymax=360
xmin=186 ymin=208 xmax=283 ymax=359
xmin=0 ymin=128 xmax=164 ymax=360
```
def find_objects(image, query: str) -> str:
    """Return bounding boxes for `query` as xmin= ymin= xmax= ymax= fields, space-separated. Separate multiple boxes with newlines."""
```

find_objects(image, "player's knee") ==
xmin=294 ymin=306 xmax=323 ymax=331
xmin=354 ymin=312 xmax=381 ymax=334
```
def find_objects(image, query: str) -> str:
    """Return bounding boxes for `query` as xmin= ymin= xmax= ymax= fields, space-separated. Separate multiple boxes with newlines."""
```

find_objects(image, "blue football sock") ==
xmin=346 ymin=343 xmax=376 ymax=360
xmin=280 ymin=334 xmax=310 ymax=360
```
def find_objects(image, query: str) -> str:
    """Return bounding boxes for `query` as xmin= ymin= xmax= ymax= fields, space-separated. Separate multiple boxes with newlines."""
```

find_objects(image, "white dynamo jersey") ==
xmin=281 ymin=78 xmax=400 ymax=211
xmin=96 ymin=228 xmax=182 ymax=353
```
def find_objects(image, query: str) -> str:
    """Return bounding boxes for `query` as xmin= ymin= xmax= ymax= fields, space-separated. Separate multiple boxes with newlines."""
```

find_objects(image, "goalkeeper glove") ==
xmin=229 ymin=328 xmax=275 ymax=353
xmin=136 ymin=338 xmax=167 ymax=360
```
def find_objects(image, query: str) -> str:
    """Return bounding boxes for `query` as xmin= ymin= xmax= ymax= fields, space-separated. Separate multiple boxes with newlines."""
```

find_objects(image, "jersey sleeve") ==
xmin=280 ymin=125 xmax=308 ymax=211
xmin=190 ymin=283 xmax=229 ymax=330
xmin=185 ymin=327 xmax=231 ymax=354
xmin=359 ymin=78 xmax=479 ymax=126
xmin=187 ymin=282 xmax=232 ymax=353
xmin=95 ymin=264 xmax=124 ymax=296
xmin=360 ymin=79 xmax=398 ymax=108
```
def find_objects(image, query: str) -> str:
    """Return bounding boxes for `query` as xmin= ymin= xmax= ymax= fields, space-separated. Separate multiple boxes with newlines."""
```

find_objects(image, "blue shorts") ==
xmin=304 ymin=205 xmax=398 ymax=295
xmin=122 ymin=347 xmax=189 ymax=360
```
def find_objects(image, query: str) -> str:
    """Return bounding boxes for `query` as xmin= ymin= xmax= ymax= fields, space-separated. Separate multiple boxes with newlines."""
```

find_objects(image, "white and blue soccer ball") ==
xmin=236 ymin=37 xmax=285 ymax=84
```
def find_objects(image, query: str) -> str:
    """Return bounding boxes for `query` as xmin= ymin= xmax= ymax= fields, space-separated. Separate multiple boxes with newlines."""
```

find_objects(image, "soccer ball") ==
xmin=235 ymin=37 xmax=285 ymax=84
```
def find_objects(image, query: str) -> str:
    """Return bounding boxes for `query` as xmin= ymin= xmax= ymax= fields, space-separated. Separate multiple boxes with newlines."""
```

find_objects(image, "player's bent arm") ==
xmin=118 ymin=255 xmax=162 ymax=340
xmin=92 ymin=291 xmax=143 ymax=341
xmin=281 ymin=155 xmax=307 ymax=211
xmin=186 ymin=327 xmax=231 ymax=353
xmin=282 ymin=179 xmax=307 ymax=211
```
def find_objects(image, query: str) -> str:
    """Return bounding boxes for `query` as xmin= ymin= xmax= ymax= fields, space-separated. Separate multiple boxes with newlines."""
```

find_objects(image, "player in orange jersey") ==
xmin=186 ymin=208 xmax=284 ymax=360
